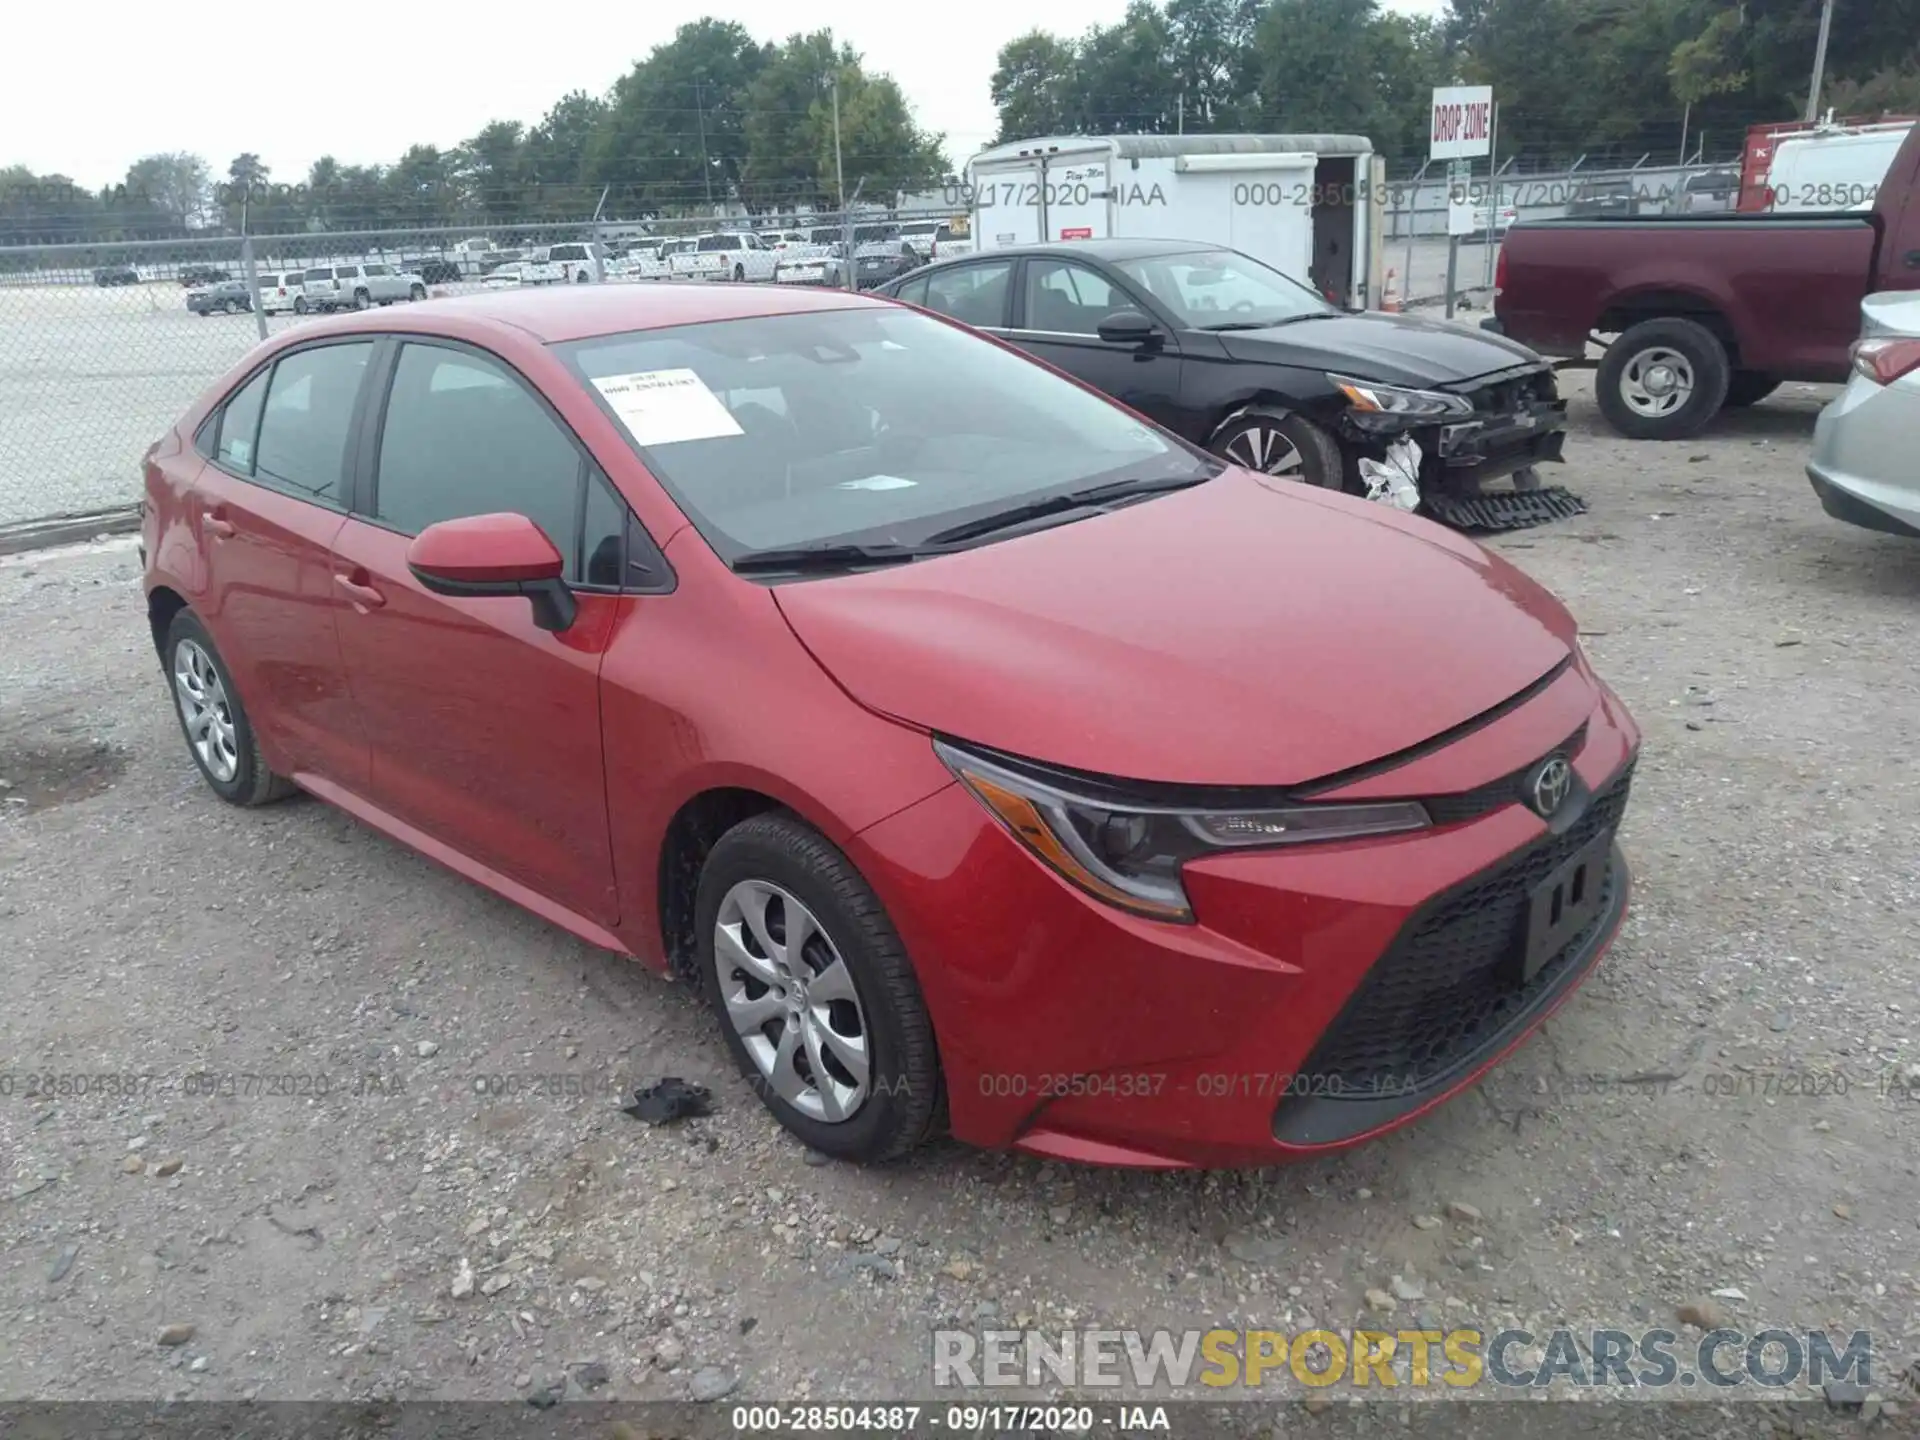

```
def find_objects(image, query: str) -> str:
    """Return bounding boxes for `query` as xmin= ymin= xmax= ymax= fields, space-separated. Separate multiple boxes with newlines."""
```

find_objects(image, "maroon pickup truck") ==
xmin=1490 ymin=122 xmax=1920 ymax=439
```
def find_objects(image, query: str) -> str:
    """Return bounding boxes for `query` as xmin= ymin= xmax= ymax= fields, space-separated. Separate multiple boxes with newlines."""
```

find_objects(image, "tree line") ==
xmin=7 ymin=0 xmax=1920 ymax=247
xmin=0 ymin=21 xmax=946 ymax=246
xmin=993 ymin=0 xmax=1920 ymax=169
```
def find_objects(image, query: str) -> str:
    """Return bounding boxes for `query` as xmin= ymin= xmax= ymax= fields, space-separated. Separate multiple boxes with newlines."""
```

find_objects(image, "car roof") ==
xmin=910 ymin=238 xmax=1227 ymax=268
xmin=291 ymin=282 xmax=885 ymax=344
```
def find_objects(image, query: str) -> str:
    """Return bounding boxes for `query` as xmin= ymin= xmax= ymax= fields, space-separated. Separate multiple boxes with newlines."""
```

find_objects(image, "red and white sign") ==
xmin=1059 ymin=226 xmax=1093 ymax=240
xmin=1430 ymin=86 xmax=1494 ymax=160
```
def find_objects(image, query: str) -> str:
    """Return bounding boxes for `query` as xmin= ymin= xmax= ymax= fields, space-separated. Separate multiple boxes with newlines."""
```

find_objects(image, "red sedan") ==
xmin=140 ymin=283 xmax=1639 ymax=1168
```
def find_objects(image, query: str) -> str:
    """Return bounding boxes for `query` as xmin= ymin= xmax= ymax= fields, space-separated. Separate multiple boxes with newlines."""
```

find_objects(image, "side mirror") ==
xmin=1096 ymin=309 xmax=1161 ymax=347
xmin=407 ymin=512 xmax=577 ymax=633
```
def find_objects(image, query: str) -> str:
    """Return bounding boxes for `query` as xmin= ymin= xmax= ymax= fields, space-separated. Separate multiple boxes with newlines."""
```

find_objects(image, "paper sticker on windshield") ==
xmin=837 ymin=475 xmax=917 ymax=491
xmin=591 ymin=370 xmax=744 ymax=446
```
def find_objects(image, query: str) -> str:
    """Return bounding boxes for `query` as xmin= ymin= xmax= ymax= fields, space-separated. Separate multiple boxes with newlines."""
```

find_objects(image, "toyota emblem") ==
xmin=1527 ymin=756 xmax=1573 ymax=819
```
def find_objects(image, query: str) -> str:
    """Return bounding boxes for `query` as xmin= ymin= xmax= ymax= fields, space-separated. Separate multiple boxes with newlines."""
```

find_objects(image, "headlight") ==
xmin=935 ymin=740 xmax=1431 ymax=922
xmin=1328 ymin=374 xmax=1474 ymax=419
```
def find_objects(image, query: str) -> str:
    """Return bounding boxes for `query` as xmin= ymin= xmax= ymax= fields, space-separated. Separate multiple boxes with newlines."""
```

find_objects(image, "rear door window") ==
xmin=215 ymin=368 xmax=271 ymax=474
xmin=921 ymin=260 xmax=1013 ymax=328
xmin=251 ymin=342 xmax=373 ymax=507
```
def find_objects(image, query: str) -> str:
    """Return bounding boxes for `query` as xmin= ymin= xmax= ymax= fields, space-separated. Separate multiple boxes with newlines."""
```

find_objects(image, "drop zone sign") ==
xmin=1430 ymin=86 xmax=1494 ymax=160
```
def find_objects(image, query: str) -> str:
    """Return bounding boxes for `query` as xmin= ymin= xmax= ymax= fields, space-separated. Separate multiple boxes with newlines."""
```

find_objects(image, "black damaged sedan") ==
xmin=876 ymin=239 xmax=1566 ymax=507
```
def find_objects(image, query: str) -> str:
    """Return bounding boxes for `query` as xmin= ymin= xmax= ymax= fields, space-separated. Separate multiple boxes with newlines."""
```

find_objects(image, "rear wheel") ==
xmin=1595 ymin=317 xmax=1730 ymax=440
xmin=352 ymin=288 xmax=371 ymax=310
xmin=575 ymin=270 xmax=591 ymax=284
xmin=294 ymin=296 xmax=308 ymax=315
xmin=409 ymin=283 xmax=427 ymax=301
xmin=733 ymin=263 xmax=746 ymax=282
xmin=1209 ymin=411 xmax=1346 ymax=490
xmin=697 ymin=813 xmax=941 ymax=1163
xmin=1724 ymin=370 xmax=1780 ymax=408
xmin=163 ymin=611 xmax=298 ymax=807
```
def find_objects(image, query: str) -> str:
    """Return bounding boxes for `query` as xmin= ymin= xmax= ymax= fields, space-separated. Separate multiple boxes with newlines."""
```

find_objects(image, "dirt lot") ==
xmin=2 ymin=373 xmax=1917 ymax=1430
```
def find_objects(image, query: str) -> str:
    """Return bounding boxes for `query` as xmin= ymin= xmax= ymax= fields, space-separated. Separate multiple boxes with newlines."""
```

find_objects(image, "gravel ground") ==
xmin=0 ymin=241 xmax=1482 ymax=528
xmin=2 ymin=374 xmax=1917 ymax=1433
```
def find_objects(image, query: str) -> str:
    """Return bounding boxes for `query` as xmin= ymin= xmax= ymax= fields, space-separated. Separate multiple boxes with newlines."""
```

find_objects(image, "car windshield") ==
xmin=557 ymin=306 xmax=1216 ymax=566
xmin=1113 ymin=249 xmax=1333 ymax=329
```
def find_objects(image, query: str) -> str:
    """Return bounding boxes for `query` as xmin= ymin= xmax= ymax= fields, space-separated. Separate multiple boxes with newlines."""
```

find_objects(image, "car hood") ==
xmin=1214 ymin=311 xmax=1543 ymax=388
xmin=773 ymin=470 xmax=1578 ymax=787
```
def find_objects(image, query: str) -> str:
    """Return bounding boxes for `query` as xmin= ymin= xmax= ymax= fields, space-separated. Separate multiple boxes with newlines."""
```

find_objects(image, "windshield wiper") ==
xmin=730 ymin=542 xmax=943 ymax=575
xmin=1199 ymin=315 xmax=1325 ymax=331
xmin=922 ymin=472 xmax=1213 ymax=547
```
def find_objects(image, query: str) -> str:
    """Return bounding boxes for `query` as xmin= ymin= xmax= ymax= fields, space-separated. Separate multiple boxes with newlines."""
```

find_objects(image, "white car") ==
xmin=481 ymin=264 xmax=528 ymax=289
xmin=668 ymin=231 xmax=779 ymax=282
xmin=255 ymin=272 xmax=305 ymax=315
xmin=773 ymin=244 xmax=846 ymax=287
xmin=299 ymin=262 xmax=426 ymax=312
xmin=898 ymin=220 xmax=944 ymax=262
xmin=522 ymin=242 xmax=607 ymax=285
xmin=930 ymin=224 xmax=973 ymax=261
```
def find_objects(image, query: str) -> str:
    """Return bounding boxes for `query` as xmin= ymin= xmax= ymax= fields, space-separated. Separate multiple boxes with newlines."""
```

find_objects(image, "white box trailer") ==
xmin=1765 ymin=121 xmax=1914 ymax=211
xmin=965 ymin=133 xmax=1386 ymax=309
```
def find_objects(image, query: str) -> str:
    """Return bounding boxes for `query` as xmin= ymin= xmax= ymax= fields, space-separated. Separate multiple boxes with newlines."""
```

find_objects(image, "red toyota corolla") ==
xmin=140 ymin=283 xmax=1638 ymax=1168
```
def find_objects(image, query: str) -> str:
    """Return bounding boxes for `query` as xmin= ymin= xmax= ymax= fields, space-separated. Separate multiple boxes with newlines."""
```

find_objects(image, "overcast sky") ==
xmin=7 ymin=0 xmax=1447 ymax=190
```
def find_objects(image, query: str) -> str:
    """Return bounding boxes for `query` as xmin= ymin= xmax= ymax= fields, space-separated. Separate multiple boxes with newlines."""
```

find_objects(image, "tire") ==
xmin=1595 ymin=317 xmax=1730 ymax=440
xmin=410 ymin=283 xmax=426 ymax=301
xmin=574 ymin=270 xmax=590 ymax=284
xmin=294 ymin=296 xmax=308 ymax=315
xmin=1724 ymin=370 xmax=1780 ymax=408
xmin=733 ymin=263 xmax=746 ymax=282
xmin=696 ymin=812 xmax=941 ymax=1163
xmin=353 ymin=289 xmax=371 ymax=311
xmin=163 ymin=611 xmax=298 ymax=807
xmin=1208 ymin=410 xmax=1346 ymax=489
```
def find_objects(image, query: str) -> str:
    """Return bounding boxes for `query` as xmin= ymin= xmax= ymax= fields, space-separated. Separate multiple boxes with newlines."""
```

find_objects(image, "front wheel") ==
xmin=1208 ymin=411 xmax=1346 ymax=489
xmin=409 ymin=283 xmax=427 ymax=301
xmin=294 ymin=296 xmax=308 ymax=315
xmin=352 ymin=289 xmax=371 ymax=311
xmin=1595 ymin=317 xmax=1730 ymax=440
xmin=164 ymin=611 xmax=298 ymax=807
xmin=733 ymin=263 xmax=746 ymax=282
xmin=697 ymin=813 xmax=942 ymax=1163
xmin=575 ymin=270 xmax=590 ymax=284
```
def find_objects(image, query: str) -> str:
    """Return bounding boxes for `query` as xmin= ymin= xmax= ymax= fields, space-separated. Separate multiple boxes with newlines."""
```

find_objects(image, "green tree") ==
xmin=459 ymin=120 xmax=529 ymax=224
xmin=387 ymin=145 xmax=458 ymax=226
xmin=526 ymin=90 xmax=609 ymax=217
xmin=124 ymin=152 xmax=210 ymax=230
xmin=587 ymin=20 xmax=769 ymax=213
xmin=741 ymin=31 xmax=856 ymax=209
xmin=825 ymin=69 xmax=948 ymax=206
xmin=1070 ymin=2 xmax=1181 ymax=133
xmin=990 ymin=32 xmax=1081 ymax=141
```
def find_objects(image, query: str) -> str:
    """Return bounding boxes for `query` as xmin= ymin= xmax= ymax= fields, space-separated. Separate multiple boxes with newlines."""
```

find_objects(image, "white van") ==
xmin=1765 ymin=122 xmax=1913 ymax=212
xmin=965 ymin=133 xmax=1384 ymax=308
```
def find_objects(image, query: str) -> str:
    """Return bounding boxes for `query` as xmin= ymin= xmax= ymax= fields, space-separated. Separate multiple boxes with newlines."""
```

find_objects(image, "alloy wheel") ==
xmin=1222 ymin=422 xmax=1304 ymax=477
xmin=173 ymin=638 xmax=239 ymax=783
xmin=713 ymin=879 xmax=870 ymax=1123
xmin=1620 ymin=346 xmax=1695 ymax=419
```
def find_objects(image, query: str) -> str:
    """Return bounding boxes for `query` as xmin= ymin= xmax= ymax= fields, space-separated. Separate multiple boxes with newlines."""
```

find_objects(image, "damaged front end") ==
xmin=1336 ymin=364 xmax=1567 ymax=493
xmin=1333 ymin=363 xmax=1574 ymax=530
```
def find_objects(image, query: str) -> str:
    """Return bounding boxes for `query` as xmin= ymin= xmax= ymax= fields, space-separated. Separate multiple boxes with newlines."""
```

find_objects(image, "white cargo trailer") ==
xmin=964 ymin=133 xmax=1386 ymax=309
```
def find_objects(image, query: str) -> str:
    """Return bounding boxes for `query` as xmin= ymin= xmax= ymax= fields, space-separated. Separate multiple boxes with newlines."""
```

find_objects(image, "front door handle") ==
xmin=333 ymin=573 xmax=386 ymax=610
xmin=203 ymin=515 xmax=235 ymax=540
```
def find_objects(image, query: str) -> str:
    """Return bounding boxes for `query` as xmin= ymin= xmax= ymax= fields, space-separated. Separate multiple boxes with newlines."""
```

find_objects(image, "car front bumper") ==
xmin=1806 ymin=372 xmax=1920 ymax=539
xmin=847 ymin=671 xmax=1640 ymax=1168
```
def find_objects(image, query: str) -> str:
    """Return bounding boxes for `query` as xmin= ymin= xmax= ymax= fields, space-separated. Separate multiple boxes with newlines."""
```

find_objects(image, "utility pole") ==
xmin=832 ymin=77 xmax=846 ymax=213
xmin=1177 ymin=94 xmax=1185 ymax=135
xmin=695 ymin=81 xmax=714 ymax=210
xmin=1678 ymin=101 xmax=1690 ymax=165
xmin=1804 ymin=0 xmax=1835 ymax=122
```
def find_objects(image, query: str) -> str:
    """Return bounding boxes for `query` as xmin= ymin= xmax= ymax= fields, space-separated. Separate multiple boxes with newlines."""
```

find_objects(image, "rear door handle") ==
xmin=203 ymin=515 xmax=235 ymax=540
xmin=333 ymin=573 xmax=386 ymax=609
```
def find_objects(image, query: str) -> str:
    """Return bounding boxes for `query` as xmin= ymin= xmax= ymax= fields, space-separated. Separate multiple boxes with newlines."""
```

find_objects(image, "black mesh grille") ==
xmin=1297 ymin=760 xmax=1634 ymax=1098
xmin=1422 ymin=724 xmax=1588 ymax=826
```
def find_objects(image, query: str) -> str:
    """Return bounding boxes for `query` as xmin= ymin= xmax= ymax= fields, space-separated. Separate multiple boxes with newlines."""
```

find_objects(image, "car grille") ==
xmin=1292 ymin=760 xmax=1633 ymax=1098
xmin=1422 ymin=723 xmax=1587 ymax=826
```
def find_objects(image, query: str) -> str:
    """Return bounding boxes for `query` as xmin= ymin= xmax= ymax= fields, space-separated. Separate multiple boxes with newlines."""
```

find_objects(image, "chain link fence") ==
xmin=0 ymin=211 xmax=965 ymax=533
xmin=0 ymin=159 xmax=1729 ymax=534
